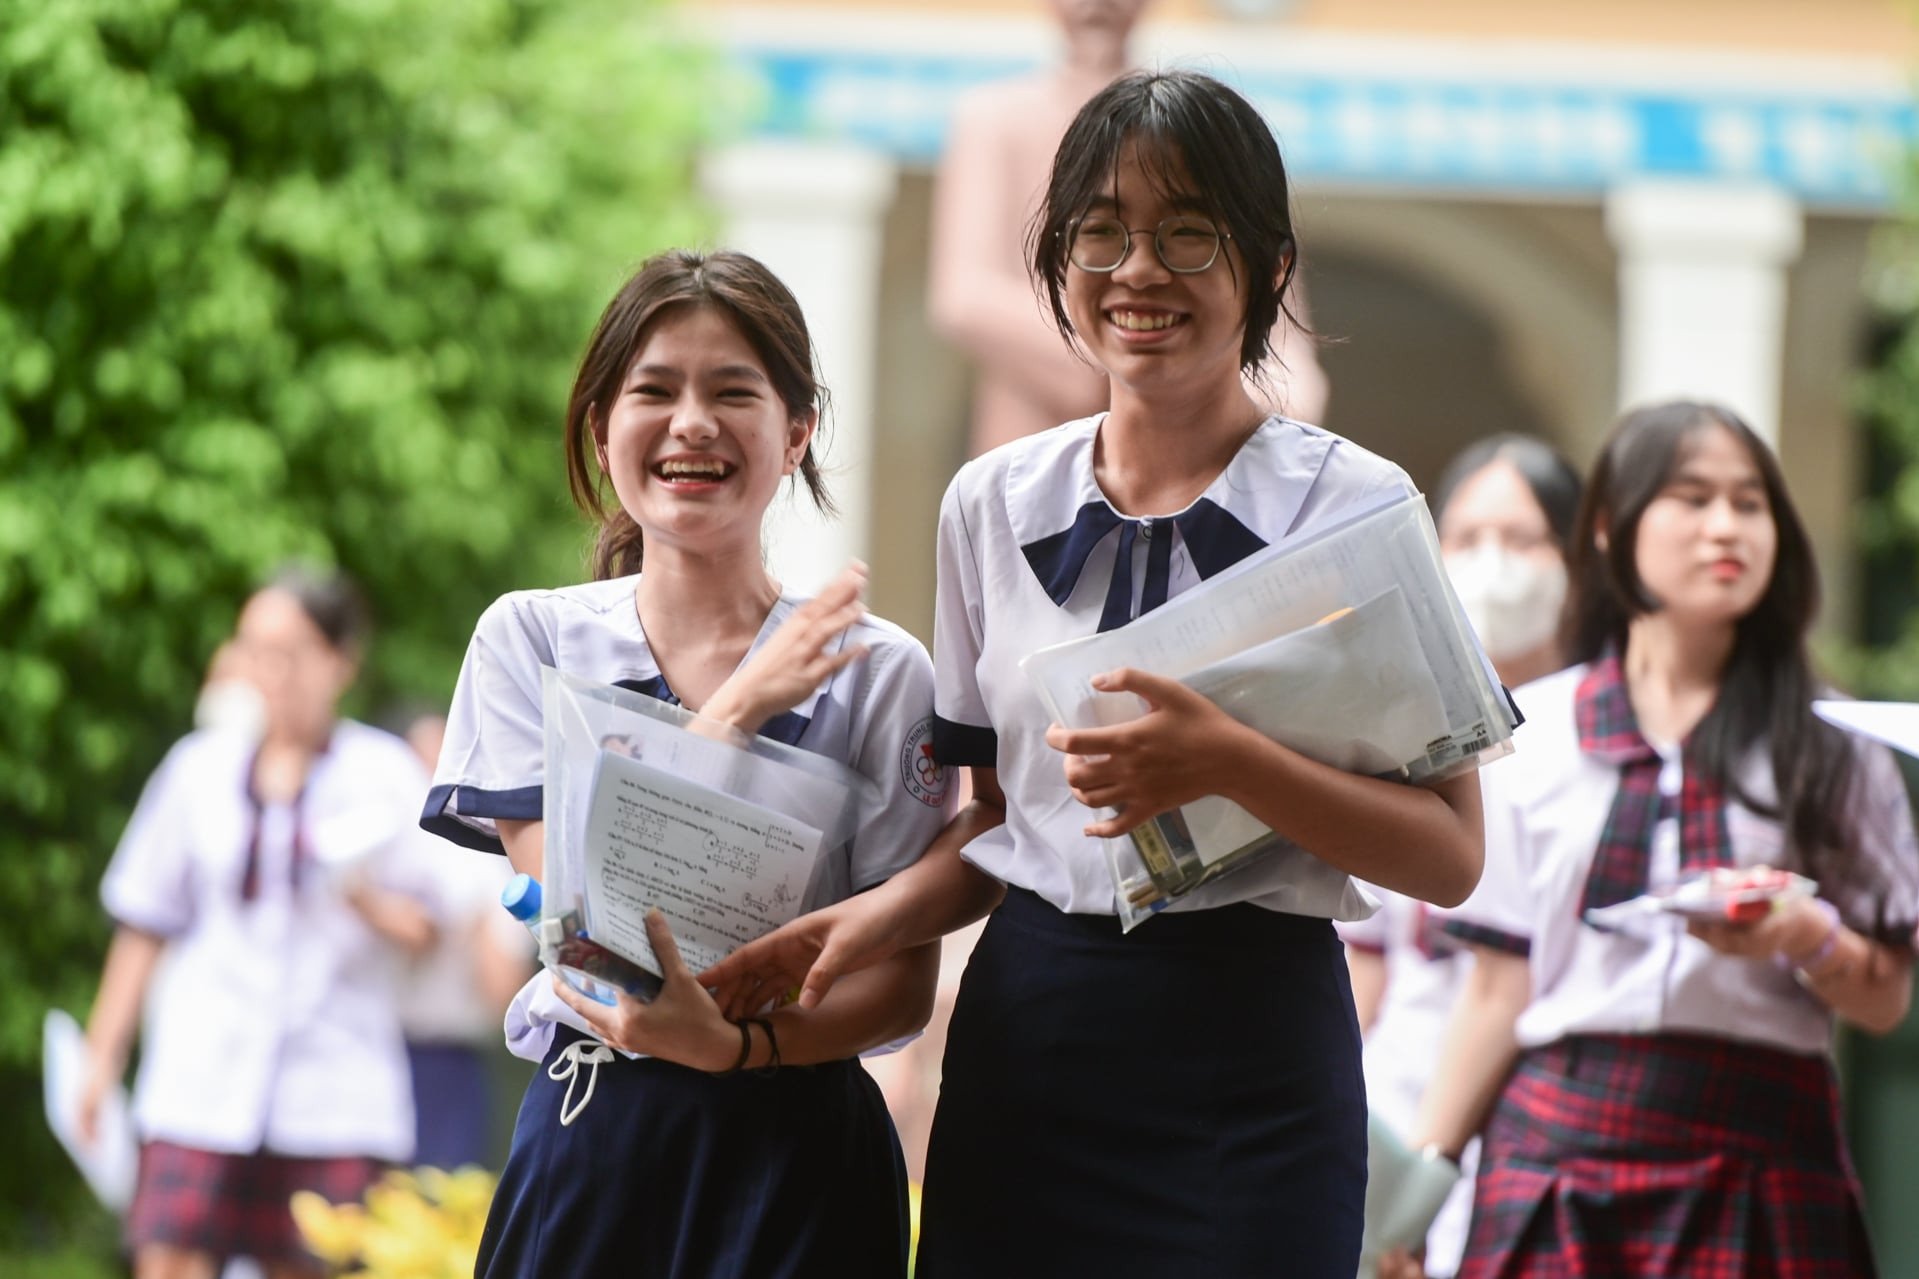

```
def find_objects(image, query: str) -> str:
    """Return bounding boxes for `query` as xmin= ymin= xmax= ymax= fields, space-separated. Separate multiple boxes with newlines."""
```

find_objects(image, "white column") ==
xmin=700 ymin=141 xmax=898 ymax=594
xmin=1604 ymin=180 xmax=1803 ymax=445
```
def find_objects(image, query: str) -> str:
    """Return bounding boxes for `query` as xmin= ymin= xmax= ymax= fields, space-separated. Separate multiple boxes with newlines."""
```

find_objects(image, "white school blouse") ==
xmin=1339 ymin=887 xmax=1478 ymax=1278
xmin=1448 ymin=664 xmax=1919 ymax=1057
xmin=395 ymin=850 xmax=527 ymax=1047
xmin=101 ymin=721 xmax=437 ymax=1160
xmin=933 ymin=412 xmax=1416 ymax=917
xmin=1339 ymin=888 xmax=1473 ymax=1138
xmin=423 ymin=576 xmax=952 ymax=1063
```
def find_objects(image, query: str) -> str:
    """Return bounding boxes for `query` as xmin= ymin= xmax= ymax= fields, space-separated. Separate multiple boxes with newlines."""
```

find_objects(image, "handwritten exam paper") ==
xmin=581 ymin=749 xmax=825 ymax=976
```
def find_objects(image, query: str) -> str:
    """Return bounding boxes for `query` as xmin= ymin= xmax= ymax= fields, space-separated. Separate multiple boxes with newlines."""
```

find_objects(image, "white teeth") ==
xmin=658 ymin=460 xmax=728 ymax=479
xmin=1109 ymin=310 xmax=1182 ymax=332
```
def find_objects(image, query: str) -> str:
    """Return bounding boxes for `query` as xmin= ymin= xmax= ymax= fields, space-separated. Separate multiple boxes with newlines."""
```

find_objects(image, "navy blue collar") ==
xmin=612 ymin=675 xmax=811 ymax=747
xmin=1007 ymin=414 xmax=1337 ymax=632
xmin=1021 ymin=498 xmax=1268 ymax=632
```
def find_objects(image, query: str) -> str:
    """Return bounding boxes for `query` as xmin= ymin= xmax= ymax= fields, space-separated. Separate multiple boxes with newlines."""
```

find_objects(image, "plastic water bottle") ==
xmin=500 ymin=874 xmax=655 ymax=1005
xmin=501 ymin=873 xmax=545 ymax=931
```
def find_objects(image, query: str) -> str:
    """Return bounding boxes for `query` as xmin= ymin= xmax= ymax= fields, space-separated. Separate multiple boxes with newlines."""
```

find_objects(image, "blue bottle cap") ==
xmin=501 ymin=873 xmax=542 ymax=922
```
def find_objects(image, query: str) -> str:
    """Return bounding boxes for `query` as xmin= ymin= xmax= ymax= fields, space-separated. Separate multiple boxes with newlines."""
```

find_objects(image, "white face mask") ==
xmin=1445 ymin=544 xmax=1568 ymax=662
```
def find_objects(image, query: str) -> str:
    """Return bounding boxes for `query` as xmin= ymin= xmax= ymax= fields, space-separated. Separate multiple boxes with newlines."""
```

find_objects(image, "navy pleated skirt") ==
xmin=917 ymin=887 xmax=1368 ymax=1279
xmin=477 ymin=1026 xmax=909 ymax=1279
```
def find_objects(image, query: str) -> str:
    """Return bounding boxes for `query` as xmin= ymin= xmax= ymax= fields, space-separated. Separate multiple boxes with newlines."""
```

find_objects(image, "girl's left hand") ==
xmin=700 ymin=562 xmax=870 ymax=735
xmin=550 ymin=910 xmax=739 ymax=1073
xmin=1687 ymin=894 xmax=1827 ymax=963
xmin=1043 ymin=667 xmax=1246 ymax=839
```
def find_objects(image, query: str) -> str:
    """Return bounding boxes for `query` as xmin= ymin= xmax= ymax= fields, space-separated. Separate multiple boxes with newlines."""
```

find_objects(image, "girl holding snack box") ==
xmin=420 ymin=249 xmax=957 ymax=1278
xmin=1416 ymin=400 xmax=1919 ymax=1278
xmin=706 ymin=69 xmax=1488 ymax=1277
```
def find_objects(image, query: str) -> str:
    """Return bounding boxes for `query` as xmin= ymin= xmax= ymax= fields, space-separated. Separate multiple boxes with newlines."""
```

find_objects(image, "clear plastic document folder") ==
xmin=1022 ymin=491 xmax=1517 ymax=930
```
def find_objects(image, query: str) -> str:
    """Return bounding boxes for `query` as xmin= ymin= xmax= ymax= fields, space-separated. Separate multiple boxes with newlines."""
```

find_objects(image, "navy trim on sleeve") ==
xmin=418 ymin=781 xmax=543 ymax=856
xmin=1441 ymin=918 xmax=1532 ymax=958
xmin=932 ymin=716 xmax=997 ymax=768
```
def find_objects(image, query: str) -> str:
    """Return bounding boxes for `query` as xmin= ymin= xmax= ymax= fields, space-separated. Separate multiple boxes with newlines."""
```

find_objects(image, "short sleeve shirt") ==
xmin=1447 ymin=664 xmax=1919 ymax=1057
xmin=932 ymin=412 xmax=1418 ymax=917
xmin=100 ymin=721 xmax=434 ymax=1159
xmin=422 ymin=576 xmax=951 ymax=1060
xmin=1337 ymin=887 xmax=1473 ymax=1135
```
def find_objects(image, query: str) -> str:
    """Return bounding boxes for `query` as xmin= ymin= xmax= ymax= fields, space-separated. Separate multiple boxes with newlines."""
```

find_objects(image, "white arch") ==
xmin=1307 ymin=195 xmax=1617 ymax=457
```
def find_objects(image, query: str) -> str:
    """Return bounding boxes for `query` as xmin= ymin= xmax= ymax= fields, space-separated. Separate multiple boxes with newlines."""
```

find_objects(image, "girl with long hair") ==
xmin=421 ymin=249 xmax=952 ymax=1277
xmin=1418 ymin=401 xmax=1919 ymax=1277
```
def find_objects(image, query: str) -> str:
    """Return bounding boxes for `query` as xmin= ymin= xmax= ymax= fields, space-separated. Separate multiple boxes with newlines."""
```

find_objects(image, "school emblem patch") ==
xmin=901 ymin=717 xmax=949 ymax=808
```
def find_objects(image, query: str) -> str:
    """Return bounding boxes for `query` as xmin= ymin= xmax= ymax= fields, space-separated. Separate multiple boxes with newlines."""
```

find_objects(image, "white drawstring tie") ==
xmin=549 ymin=1039 xmax=617 ymax=1126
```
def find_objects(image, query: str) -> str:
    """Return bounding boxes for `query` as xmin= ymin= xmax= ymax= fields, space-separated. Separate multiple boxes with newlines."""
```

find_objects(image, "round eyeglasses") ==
xmin=1066 ymin=214 xmax=1229 ymax=275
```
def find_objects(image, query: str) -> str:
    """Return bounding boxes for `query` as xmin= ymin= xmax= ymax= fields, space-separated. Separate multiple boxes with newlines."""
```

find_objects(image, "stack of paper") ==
xmin=539 ymin=668 xmax=879 ymax=995
xmin=42 ymin=1008 xmax=136 ymax=1212
xmin=1022 ymin=492 xmax=1516 ymax=927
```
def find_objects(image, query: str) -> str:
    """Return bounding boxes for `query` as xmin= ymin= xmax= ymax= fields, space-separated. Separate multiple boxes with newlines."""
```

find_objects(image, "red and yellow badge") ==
xmin=900 ymin=717 xmax=949 ymax=808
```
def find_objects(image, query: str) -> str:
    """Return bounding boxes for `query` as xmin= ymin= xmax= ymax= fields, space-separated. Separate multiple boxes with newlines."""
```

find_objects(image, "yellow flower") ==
xmin=292 ymin=1165 xmax=496 ymax=1278
xmin=290 ymin=1191 xmax=367 ymax=1265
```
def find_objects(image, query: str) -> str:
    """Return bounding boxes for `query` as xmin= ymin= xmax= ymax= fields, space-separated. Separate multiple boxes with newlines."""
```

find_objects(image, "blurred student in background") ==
xmin=1346 ymin=435 xmax=1581 ymax=1279
xmin=78 ymin=567 xmax=442 ymax=1279
xmin=1419 ymin=402 xmax=1919 ymax=1277
xmin=392 ymin=709 xmax=534 ymax=1172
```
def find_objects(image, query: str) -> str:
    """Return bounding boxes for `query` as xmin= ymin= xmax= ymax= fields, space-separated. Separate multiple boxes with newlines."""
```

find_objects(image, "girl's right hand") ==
xmin=551 ymin=910 xmax=740 ymax=1071
xmin=74 ymin=1056 xmax=116 ymax=1147
xmin=700 ymin=562 xmax=871 ymax=736
xmin=700 ymin=889 xmax=902 ymax=1018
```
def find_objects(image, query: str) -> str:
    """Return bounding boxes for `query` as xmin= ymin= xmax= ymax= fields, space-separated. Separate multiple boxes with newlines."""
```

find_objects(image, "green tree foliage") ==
xmin=1857 ymin=190 xmax=1919 ymax=697
xmin=0 ymin=0 xmax=721 ymax=1241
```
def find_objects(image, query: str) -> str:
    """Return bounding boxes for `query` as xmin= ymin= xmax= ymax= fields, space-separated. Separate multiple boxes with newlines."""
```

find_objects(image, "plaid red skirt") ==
xmin=126 ymin=1140 xmax=383 ymax=1263
xmin=1458 ymin=1033 xmax=1875 ymax=1279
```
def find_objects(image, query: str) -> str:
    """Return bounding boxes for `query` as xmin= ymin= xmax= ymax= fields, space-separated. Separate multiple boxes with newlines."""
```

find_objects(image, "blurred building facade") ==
xmin=697 ymin=0 xmax=1919 ymax=1256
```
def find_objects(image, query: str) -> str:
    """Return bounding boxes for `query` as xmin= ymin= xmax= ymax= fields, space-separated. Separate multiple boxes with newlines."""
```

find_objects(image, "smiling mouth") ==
xmin=1107 ymin=309 xmax=1187 ymax=333
xmin=653 ymin=460 xmax=734 ymax=482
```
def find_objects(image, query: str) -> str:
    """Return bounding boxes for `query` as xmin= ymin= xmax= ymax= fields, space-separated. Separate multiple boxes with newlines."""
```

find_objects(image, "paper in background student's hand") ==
xmin=1359 ymin=1113 xmax=1458 ymax=1279
xmin=1813 ymin=700 xmax=1919 ymax=761
xmin=43 ymin=1008 xmax=137 ymax=1213
xmin=1583 ymin=867 xmax=1815 ymax=934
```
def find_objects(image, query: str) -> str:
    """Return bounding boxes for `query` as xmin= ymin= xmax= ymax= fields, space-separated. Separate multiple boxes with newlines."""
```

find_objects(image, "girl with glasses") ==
xmin=707 ymin=69 xmax=1486 ymax=1277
